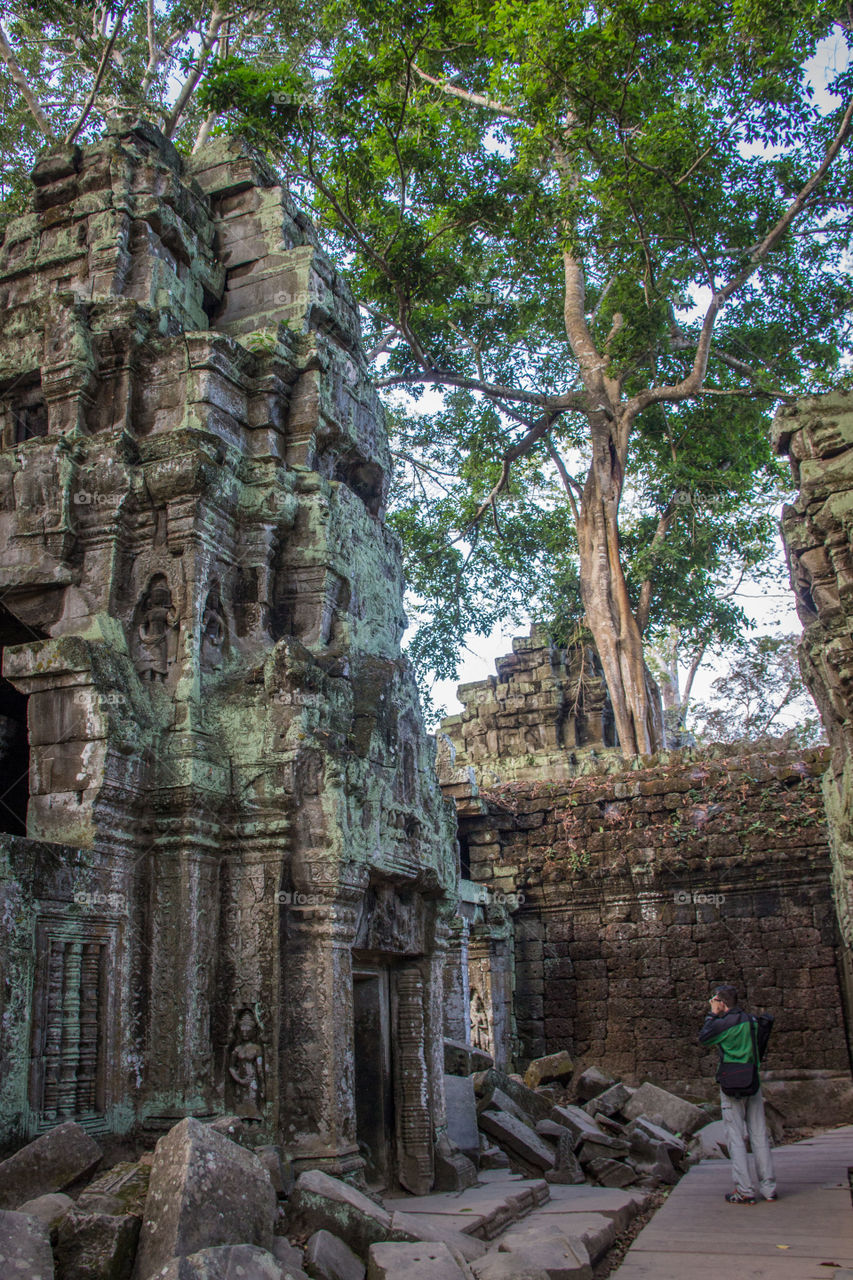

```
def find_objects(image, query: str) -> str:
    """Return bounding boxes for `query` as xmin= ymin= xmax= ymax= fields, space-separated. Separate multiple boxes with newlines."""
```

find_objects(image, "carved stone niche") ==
xmin=270 ymin=566 xmax=349 ymax=647
xmin=200 ymin=581 xmax=228 ymax=672
xmin=0 ymin=374 xmax=48 ymax=447
xmin=28 ymin=911 xmax=122 ymax=1134
xmin=333 ymin=454 xmax=385 ymax=517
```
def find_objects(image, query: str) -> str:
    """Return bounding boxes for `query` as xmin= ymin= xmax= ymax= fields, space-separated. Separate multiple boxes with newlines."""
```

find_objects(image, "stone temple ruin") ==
xmin=3 ymin=126 xmax=853 ymax=1267
xmin=0 ymin=121 xmax=462 ymax=1194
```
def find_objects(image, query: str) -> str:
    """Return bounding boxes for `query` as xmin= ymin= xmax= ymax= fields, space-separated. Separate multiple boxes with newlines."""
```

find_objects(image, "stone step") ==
xmin=469 ymin=1184 xmax=653 ymax=1278
xmin=384 ymin=1174 xmax=550 ymax=1241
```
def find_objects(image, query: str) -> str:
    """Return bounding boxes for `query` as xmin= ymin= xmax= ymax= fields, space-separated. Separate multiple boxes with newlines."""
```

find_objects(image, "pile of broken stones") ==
xmin=458 ymin=1048 xmax=712 ymax=1189
xmin=0 ymin=1049 xmax=719 ymax=1280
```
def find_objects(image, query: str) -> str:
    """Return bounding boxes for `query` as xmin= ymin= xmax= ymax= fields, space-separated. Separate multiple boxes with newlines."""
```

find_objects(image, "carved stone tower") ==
xmin=0 ymin=121 xmax=458 ymax=1192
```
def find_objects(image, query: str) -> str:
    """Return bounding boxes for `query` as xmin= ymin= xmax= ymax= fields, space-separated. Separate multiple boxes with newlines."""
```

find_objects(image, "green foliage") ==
xmin=200 ymin=0 xmax=853 ymax=699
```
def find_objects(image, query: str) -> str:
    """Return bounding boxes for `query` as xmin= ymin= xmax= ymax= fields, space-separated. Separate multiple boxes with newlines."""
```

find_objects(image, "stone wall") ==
xmin=0 ymin=122 xmax=460 ymax=1192
xmin=441 ymin=732 xmax=850 ymax=1093
xmin=775 ymin=390 xmax=853 ymax=1051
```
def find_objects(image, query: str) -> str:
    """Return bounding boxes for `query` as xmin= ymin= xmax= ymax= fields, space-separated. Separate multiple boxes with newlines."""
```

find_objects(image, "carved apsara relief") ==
xmin=227 ymin=1007 xmax=266 ymax=1119
xmin=132 ymin=573 xmax=179 ymax=682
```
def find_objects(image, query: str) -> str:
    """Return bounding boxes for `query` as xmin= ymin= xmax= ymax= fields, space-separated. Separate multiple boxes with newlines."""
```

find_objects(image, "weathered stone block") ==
xmin=134 ymin=1118 xmax=276 ymax=1279
xmin=494 ymin=1224 xmax=593 ymax=1280
xmin=54 ymin=1207 xmax=140 ymax=1280
xmin=552 ymin=1132 xmax=585 ymax=1184
xmin=433 ymin=1145 xmax=478 ymax=1192
xmin=583 ymin=1083 xmax=631 ymax=1119
xmin=472 ymin=1257 xmax=551 ymax=1280
xmin=586 ymin=1158 xmax=637 ymax=1188
xmin=477 ymin=1111 xmax=556 ymax=1171
xmin=479 ymin=1148 xmax=510 ymax=1170
xmin=444 ymin=1075 xmax=480 ymax=1163
xmin=622 ymin=1083 xmax=706 ymax=1136
xmin=77 ymin=1162 xmax=150 ymax=1217
xmin=473 ymin=1070 xmax=552 ymax=1123
xmin=523 ymin=1051 xmax=573 ymax=1090
xmin=304 ymin=1229 xmax=365 ymax=1280
xmin=155 ymin=1244 xmax=296 ymax=1278
xmin=575 ymin=1068 xmax=616 ymax=1103
xmin=367 ymin=1242 xmax=469 ymax=1280
xmin=444 ymin=1041 xmax=494 ymax=1076
xmin=388 ymin=1213 xmax=486 ymax=1264
xmin=548 ymin=1106 xmax=607 ymax=1149
xmin=16 ymin=1192 xmax=73 ymax=1238
xmin=273 ymin=1237 xmax=308 ymax=1272
xmin=480 ymin=1087 xmax=536 ymax=1129
xmin=286 ymin=1171 xmax=394 ymax=1259
xmin=0 ymin=1121 xmax=103 ymax=1209
xmin=0 ymin=1209 xmax=54 ymax=1279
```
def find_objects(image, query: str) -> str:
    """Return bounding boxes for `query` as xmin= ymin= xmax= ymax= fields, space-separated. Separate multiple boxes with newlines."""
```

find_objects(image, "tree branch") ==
xmin=411 ymin=64 xmax=518 ymax=117
xmin=0 ymin=21 xmax=52 ymax=136
xmin=163 ymin=5 xmax=226 ymax=138
xmin=66 ymin=0 xmax=130 ymax=144
xmin=375 ymin=367 xmax=583 ymax=411
xmin=461 ymin=412 xmax=556 ymax=533
xmin=678 ymin=642 xmax=707 ymax=726
xmin=627 ymin=92 xmax=853 ymax=419
xmin=546 ymin=436 xmax=580 ymax=525
xmin=635 ymin=501 xmax=676 ymax=635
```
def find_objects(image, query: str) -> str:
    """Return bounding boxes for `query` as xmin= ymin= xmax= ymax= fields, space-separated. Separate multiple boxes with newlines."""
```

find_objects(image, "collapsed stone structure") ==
xmin=440 ymin=629 xmax=853 ymax=1116
xmin=0 ymin=122 xmax=459 ymax=1192
xmin=441 ymin=626 xmax=615 ymax=783
xmin=775 ymin=390 xmax=853 ymax=1051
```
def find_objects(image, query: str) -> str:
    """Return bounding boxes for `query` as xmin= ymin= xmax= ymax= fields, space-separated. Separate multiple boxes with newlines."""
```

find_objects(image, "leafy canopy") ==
xmin=200 ymin=0 xmax=853 ymax=701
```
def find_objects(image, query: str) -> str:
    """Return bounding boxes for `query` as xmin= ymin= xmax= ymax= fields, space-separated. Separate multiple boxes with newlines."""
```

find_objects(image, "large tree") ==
xmin=202 ymin=0 xmax=853 ymax=753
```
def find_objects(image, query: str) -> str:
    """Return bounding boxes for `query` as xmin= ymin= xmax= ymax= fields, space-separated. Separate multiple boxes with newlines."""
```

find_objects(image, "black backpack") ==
xmin=755 ymin=1012 xmax=774 ymax=1060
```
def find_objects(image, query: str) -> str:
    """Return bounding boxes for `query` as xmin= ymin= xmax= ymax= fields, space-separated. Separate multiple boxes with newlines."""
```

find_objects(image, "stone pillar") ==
xmin=442 ymin=915 xmax=470 ymax=1044
xmin=143 ymin=836 xmax=221 ymax=1125
xmin=279 ymin=890 xmax=363 ymax=1179
xmin=394 ymin=961 xmax=434 ymax=1195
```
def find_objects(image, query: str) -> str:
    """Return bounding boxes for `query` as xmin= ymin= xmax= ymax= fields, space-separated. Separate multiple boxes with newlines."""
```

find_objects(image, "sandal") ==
xmin=725 ymin=1192 xmax=756 ymax=1204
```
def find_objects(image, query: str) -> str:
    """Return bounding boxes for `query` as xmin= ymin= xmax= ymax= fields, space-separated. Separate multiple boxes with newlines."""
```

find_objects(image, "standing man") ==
xmin=699 ymin=983 xmax=777 ymax=1204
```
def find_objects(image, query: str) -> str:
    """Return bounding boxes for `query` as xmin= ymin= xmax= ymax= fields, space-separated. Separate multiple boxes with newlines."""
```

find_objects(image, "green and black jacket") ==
xmin=698 ymin=1006 xmax=759 ymax=1077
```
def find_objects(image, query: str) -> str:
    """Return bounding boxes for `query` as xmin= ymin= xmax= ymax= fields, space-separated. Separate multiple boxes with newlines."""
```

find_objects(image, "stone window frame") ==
xmin=0 ymin=373 xmax=48 ymax=449
xmin=27 ymin=908 xmax=124 ymax=1136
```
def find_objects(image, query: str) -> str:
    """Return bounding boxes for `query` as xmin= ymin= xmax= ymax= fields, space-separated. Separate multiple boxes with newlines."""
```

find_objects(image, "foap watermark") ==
xmin=73 ymin=490 xmax=122 ymax=508
xmin=74 ymin=890 xmax=128 ymax=912
xmin=674 ymin=889 xmax=725 ymax=907
xmin=274 ymin=889 xmax=326 ymax=906
xmin=468 ymin=885 xmax=525 ymax=909
xmin=72 ymin=689 xmax=126 ymax=707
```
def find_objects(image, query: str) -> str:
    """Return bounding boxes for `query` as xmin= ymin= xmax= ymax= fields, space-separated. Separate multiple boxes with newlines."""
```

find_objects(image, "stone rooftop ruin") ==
xmin=439 ymin=624 xmax=616 ymax=784
xmin=0 ymin=121 xmax=462 ymax=1193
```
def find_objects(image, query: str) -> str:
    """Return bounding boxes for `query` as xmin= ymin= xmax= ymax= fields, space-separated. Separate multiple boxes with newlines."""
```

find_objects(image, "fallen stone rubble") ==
xmin=461 ymin=1057 xmax=710 ymax=1191
xmin=0 ymin=1057 xmax=720 ymax=1279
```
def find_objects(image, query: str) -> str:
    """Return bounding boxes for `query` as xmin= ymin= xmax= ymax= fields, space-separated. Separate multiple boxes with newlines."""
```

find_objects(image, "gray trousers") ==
xmin=720 ymin=1087 xmax=776 ymax=1198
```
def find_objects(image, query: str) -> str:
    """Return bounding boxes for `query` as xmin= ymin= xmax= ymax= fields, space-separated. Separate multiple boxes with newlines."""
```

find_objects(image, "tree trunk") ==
xmin=575 ymin=418 xmax=664 ymax=756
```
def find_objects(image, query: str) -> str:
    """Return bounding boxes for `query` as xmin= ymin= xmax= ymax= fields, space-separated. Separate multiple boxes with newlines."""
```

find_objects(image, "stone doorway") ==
xmin=352 ymin=967 xmax=394 ymax=1187
xmin=0 ymin=604 xmax=36 ymax=836
xmin=0 ymin=670 xmax=28 ymax=835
